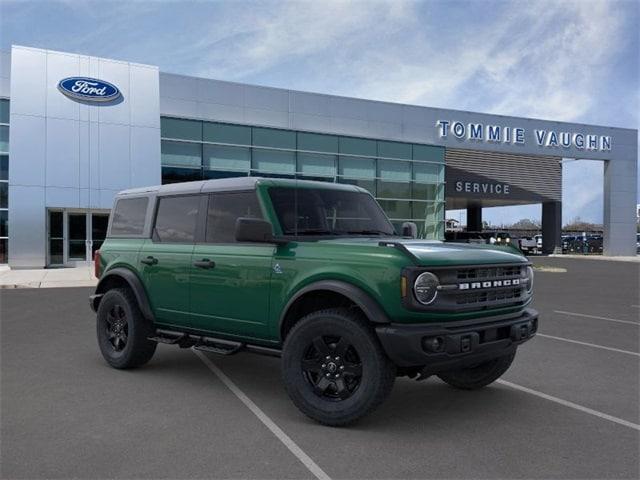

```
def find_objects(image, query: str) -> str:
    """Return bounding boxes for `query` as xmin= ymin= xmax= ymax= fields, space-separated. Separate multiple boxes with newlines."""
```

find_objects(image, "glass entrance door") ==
xmin=48 ymin=211 xmax=64 ymax=266
xmin=68 ymin=213 xmax=87 ymax=261
xmin=46 ymin=209 xmax=110 ymax=267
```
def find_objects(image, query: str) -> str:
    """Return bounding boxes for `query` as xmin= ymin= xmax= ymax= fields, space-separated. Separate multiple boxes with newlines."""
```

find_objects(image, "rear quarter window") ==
xmin=110 ymin=197 xmax=149 ymax=236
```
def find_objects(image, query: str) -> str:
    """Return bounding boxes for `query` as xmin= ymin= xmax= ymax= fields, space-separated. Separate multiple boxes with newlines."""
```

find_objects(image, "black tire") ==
xmin=96 ymin=287 xmax=157 ymax=369
xmin=282 ymin=308 xmax=396 ymax=426
xmin=437 ymin=350 xmax=516 ymax=390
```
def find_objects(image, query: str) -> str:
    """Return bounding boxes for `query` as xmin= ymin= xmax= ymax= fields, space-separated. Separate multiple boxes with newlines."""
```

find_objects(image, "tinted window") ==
xmin=206 ymin=192 xmax=263 ymax=243
xmin=268 ymin=187 xmax=395 ymax=237
xmin=154 ymin=195 xmax=200 ymax=243
xmin=110 ymin=197 xmax=148 ymax=236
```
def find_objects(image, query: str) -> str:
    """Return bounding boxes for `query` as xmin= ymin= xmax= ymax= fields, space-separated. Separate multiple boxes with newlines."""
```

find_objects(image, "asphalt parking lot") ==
xmin=1 ymin=257 xmax=639 ymax=479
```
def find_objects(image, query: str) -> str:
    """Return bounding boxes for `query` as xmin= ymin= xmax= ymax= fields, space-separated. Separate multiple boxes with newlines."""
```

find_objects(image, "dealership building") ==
xmin=0 ymin=45 xmax=637 ymax=268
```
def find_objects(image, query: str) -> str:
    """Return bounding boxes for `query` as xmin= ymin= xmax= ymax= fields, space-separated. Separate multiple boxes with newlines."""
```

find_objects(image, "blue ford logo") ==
xmin=58 ymin=77 xmax=121 ymax=102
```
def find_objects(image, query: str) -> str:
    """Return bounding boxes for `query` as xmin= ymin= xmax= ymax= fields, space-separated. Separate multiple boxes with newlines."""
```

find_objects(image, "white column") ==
xmin=602 ymin=145 xmax=638 ymax=256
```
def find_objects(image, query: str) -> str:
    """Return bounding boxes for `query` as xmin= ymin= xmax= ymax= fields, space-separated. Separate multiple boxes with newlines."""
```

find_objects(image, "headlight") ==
xmin=489 ymin=237 xmax=496 ymax=244
xmin=414 ymin=272 xmax=439 ymax=305
xmin=525 ymin=266 xmax=534 ymax=293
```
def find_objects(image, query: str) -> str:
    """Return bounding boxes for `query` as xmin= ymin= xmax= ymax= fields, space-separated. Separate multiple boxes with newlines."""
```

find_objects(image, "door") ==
xmin=68 ymin=213 xmax=87 ymax=261
xmin=48 ymin=210 xmax=64 ymax=266
xmin=189 ymin=191 xmax=274 ymax=339
xmin=139 ymin=194 xmax=203 ymax=328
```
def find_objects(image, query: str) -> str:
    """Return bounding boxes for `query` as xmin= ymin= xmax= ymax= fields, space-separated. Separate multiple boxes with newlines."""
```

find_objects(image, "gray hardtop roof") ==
xmin=115 ymin=177 xmax=367 ymax=198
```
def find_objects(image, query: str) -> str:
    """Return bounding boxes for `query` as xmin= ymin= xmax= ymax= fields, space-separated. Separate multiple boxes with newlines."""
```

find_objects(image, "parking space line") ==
xmin=537 ymin=333 xmax=640 ymax=356
xmin=193 ymin=349 xmax=331 ymax=480
xmin=554 ymin=310 xmax=640 ymax=326
xmin=497 ymin=380 xmax=640 ymax=431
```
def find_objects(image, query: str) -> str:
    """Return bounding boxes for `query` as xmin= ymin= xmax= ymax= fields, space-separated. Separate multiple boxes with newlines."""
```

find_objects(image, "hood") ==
xmin=398 ymin=240 xmax=526 ymax=266
xmin=318 ymin=237 xmax=526 ymax=266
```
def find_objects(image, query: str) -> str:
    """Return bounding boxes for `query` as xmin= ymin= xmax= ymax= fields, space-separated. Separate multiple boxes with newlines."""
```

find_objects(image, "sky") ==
xmin=1 ymin=0 xmax=638 ymax=226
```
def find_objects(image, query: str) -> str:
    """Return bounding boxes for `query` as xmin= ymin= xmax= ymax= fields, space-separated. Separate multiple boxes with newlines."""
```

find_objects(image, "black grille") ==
xmin=456 ymin=287 xmax=522 ymax=306
xmin=457 ymin=265 xmax=523 ymax=281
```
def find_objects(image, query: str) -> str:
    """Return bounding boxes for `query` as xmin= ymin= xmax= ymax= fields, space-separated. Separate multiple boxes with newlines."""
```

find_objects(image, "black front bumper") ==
xmin=376 ymin=308 xmax=538 ymax=370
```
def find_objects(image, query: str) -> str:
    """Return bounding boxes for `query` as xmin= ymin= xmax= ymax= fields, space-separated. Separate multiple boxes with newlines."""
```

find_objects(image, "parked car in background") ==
xmin=445 ymin=230 xmax=512 ymax=246
xmin=518 ymin=236 xmax=539 ymax=255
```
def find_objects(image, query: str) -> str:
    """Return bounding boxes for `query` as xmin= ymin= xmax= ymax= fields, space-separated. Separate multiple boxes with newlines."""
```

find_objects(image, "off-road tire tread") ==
xmin=97 ymin=287 xmax=157 ymax=369
xmin=282 ymin=308 xmax=396 ymax=426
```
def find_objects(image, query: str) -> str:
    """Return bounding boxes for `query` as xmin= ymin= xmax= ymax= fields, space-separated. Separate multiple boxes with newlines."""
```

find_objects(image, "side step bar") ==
xmin=148 ymin=328 xmax=281 ymax=358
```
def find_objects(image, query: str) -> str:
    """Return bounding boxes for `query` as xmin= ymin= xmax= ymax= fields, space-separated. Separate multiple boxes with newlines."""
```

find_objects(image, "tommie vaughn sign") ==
xmin=58 ymin=77 xmax=121 ymax=102
xmin=436 ymin=120 xmax=612 ymax=152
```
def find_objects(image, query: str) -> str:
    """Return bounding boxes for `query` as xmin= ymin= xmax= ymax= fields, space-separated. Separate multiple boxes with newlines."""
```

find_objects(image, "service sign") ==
xmin=58 ymin=77 xmax=121 ymax=102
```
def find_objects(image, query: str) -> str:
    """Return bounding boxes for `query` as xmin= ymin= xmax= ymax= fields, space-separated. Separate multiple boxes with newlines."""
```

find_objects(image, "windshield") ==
xmin=268 ymin=187 xmax=396 ymax=237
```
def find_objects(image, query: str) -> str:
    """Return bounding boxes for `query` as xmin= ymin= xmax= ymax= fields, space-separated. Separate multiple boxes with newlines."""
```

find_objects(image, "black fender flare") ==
xmin=279 ymin=280 xmax=391 ymax=334
xmin=93 ymin=268 xmax=155 ymax=322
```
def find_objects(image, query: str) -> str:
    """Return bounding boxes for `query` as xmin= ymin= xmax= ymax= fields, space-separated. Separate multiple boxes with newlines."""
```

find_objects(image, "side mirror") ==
xmin=235 ymin=218 xmax=282 ymax=243
xmin=401 ymin=221 xmax=418 ymax=239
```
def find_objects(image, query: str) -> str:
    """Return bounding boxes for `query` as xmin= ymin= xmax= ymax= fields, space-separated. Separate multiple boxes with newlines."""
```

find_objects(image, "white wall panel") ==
xmin=130 ymin=126 xmax=161 ymax=187
xmin=197 ymin=102 xmax=244 ymax=124
xmin=244 ymin=85 xmax=288 ymax=112
xmin=291 ymin=92 xmax=330 ymax=116
xmin=98 ymin=60 xmax=130 ymax=125
xmin=198 ymin=78 xmax=244 ymax=106
xmin=10 ymin=47 xmax=46 ymax=116
xmin=45 ymin=117 xmax=79 ymax=188
xmin=160 ymin=96 xmax=199 ymax=119
xmin=8 ymin=185 xmax=46 ymax=267
xmin=9 ymin=114 xmax=45 ymax=186
xmin=88 ymin=121 xmax=101 ymax=189
xmin=78 ymin=121 xmax=90 ymax=188
xmin=46 ymin=51 xmax=80 ymax=121
xmin=98 ymin=122 xmax=130 ymax=190
xmin=99 ymin=189 xmax=118 ymax=209
xmin=290 ymin=112 xmax=332 ymax=132
xmin=130 ymin=66 xmax=160 ymax=128
xmin=160 ymin=73 xmax=199 ymax=101
xmin=46 ymin=186 xmax=79 ymax=207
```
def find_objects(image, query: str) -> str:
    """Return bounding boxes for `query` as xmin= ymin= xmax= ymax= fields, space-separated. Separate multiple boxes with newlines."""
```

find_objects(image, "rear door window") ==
xmin=110 ymin=197 xmax=148 ymax=236
xmin=206 ymin=192 xmax=263 ymax=243
xmin=153 ymin=195 xmax=200 ymax=243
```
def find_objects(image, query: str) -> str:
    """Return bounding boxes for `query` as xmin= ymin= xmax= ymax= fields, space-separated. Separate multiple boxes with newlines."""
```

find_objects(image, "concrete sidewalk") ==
xmin=0 ymin=266 xmax=97 ymax=289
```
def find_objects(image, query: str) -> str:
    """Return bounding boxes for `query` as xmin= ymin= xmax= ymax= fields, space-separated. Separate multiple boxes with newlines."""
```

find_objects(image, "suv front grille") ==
xmin=404 ymin=263 xmax=531 ymax=312
xmin=456 ymin=265 xmax=522 ymax=281
xmin=455 ymin=287 xmax=523 ymax=306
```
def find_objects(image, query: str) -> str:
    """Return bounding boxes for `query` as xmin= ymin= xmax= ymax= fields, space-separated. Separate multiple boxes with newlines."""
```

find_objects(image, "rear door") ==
xmin=189 ymin=191 xmax=274 ymax=339
xmin=140 ymin=194 xmax=204 ymax=328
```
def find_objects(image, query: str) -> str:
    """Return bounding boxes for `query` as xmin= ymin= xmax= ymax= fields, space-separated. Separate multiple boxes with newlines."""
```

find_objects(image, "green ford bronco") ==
xmin=90 ymin=177 xmax=537 ymax=426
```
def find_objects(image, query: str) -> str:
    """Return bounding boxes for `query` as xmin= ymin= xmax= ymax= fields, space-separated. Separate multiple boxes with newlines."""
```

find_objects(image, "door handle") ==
xmin=141 ymin=256 xmax=158 ymax=266
xmin=193 ymin=259 xmax=216 ymax=269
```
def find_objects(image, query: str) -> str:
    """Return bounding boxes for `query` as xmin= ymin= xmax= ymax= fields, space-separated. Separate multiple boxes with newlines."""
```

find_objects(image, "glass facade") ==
xmin=0 ymin=99 xmax=8 ymax=263
xmin=160 ymin=117 xmax=445 ymax=238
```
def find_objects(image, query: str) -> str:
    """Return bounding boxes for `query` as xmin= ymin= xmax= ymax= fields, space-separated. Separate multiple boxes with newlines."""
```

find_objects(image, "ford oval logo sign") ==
xmin=57 ymin=77 xmax=121 ymax=102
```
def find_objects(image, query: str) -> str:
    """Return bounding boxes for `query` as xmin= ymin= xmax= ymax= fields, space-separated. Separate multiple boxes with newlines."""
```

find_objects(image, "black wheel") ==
xmin=437 ymin=350 xmax=516 ymax=390
xmin=282 ymin=308 xmax=396 ymax=426
xmin=96 ymin=288 xmax=157 ymax=369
